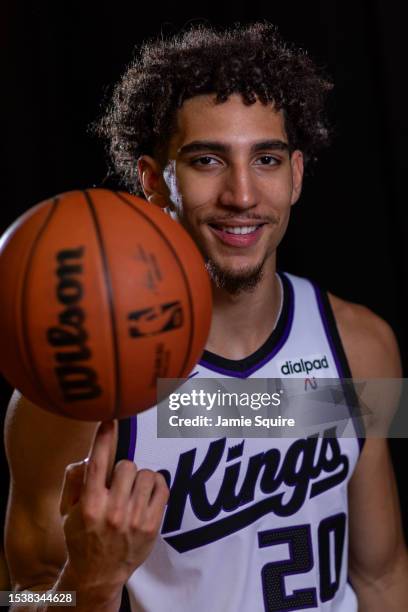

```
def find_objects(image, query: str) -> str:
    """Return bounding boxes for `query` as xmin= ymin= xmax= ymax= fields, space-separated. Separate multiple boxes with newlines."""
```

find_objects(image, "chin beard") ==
xmin=205 ymin=259 xmax=265 ymax=295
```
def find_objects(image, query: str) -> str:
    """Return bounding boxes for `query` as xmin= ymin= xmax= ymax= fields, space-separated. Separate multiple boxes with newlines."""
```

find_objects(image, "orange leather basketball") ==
xmin=0 ymin=189 xmax=212 ymax=420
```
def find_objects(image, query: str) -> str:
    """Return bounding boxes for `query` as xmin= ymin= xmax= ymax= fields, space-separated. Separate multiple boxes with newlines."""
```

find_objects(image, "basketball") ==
xmin=0 ymin=189 xmax=212 ymax=421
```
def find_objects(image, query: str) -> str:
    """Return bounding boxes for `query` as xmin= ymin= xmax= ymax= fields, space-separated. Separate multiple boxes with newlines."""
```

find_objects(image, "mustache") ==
xmin=203 ymin=213 xmax=279 ymax=225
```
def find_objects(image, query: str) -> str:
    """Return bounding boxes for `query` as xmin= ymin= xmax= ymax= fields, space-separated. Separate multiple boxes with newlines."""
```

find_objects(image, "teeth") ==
xmin=220 ymin=226 xmax=260 ymax=235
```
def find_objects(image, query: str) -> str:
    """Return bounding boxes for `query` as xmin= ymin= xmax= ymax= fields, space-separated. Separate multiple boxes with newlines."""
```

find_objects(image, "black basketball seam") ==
xmin=113 ymin=191 xmax=195 ymax=378
xmin=21 ymin=197 xmax=62 ymax=410
xmin=84 ymin=190 xmax=121 ymax=421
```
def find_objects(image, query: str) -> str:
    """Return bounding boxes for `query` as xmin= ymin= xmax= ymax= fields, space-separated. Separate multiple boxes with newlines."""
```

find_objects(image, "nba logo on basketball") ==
xmin=128 ymin=300 xmax=184 ymax=338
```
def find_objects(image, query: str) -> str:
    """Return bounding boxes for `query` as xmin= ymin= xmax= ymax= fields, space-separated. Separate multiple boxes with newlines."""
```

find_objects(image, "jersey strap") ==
xmin=311 ymin=279 xmax=365 ymax=449
xmin=311 ymin=281 xmax=351 ymax=377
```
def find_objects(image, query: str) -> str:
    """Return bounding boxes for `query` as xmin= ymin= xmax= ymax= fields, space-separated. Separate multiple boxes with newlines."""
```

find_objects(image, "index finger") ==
xmin=83 ymin=420 xmax=116 ymax=494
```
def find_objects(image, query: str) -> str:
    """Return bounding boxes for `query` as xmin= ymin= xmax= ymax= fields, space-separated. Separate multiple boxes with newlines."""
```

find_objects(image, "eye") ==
xmin=255 ymin=155 xmax=280 ymax=166
xmin=191 ymin=156 xmax=220 ymax=166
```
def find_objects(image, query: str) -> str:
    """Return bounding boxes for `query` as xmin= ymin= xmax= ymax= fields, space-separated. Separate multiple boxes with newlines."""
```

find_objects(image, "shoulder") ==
xmin=327 ymin=293 xmax=402 ymax=378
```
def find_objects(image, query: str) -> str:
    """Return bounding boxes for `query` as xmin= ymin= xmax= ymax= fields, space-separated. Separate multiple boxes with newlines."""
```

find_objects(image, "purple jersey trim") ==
xmin=312 ymin=281 xmax=365 ymax=452
xmin=313 ymin=283 xmax=345 ymax=378
xmin=127 ymin=415 xmax=137 ymax=461
xmin=198 ymin=273 xmax=295 ymax=378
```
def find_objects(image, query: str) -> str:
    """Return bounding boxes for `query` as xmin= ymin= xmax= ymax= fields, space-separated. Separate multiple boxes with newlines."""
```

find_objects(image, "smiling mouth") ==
xmin=208 ymin=223 xmax=266 ymax=235
xmin=207 ymin=223 xmax=266 ymax=247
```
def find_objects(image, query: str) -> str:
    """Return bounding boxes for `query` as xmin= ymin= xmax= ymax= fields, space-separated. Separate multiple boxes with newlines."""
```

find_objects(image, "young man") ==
xmin=4 ymin=23 xmax=408 ymax=612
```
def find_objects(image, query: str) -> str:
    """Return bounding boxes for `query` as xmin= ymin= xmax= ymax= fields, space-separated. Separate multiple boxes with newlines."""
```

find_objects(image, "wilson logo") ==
xmin=47 ymin=247 xmax=102 ymax=402
xmin=280 ymin=355 xmax=329 ymax=376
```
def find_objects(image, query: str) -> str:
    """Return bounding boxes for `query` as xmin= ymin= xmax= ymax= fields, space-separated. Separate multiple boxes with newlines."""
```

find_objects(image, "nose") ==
xmin=218 ymin=164 xmax=259 ymax=210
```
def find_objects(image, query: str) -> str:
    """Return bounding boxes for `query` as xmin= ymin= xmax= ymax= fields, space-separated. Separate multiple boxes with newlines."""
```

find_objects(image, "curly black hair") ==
xmin=95 ymin=22 xmax=333 ymax=194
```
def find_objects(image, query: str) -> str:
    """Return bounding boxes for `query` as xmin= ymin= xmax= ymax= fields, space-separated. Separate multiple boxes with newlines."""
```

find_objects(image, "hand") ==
xmin=59 ymin=421 xmax=169 ymax=600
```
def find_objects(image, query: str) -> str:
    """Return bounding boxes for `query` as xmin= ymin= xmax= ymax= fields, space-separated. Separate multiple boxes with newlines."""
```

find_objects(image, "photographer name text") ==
xmin=168 ymin=415 xmax=295 ymax=428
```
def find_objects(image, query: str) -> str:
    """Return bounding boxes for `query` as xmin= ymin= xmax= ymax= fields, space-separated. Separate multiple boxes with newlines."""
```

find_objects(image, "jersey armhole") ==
xmin=118 ymin=585 xmax=132 ymax=612
xmin=114 ymin=418 xmax=137 ymax=609
xmin=115 ymin=415 xmax=137 ymax=463
xmin=313 ymin=283 xmax=366 ymax=452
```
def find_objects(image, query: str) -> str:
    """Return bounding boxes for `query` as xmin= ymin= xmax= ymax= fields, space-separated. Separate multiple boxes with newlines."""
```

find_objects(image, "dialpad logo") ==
xmin=128 ymin=300 xmax=183 ymax=338
xmin=280 ymin=355 xmax=329 ymax=375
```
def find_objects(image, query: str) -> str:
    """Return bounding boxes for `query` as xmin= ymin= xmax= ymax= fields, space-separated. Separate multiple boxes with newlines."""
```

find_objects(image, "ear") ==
xmin=137 ymin=155 xmax=173 ymax=209
xmin=290 ymin=150 xmax=304 ymax=206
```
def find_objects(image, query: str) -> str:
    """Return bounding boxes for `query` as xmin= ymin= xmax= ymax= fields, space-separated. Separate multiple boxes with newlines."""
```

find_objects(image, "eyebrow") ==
xmin=178 ymin=139 xmax=290 ymax=156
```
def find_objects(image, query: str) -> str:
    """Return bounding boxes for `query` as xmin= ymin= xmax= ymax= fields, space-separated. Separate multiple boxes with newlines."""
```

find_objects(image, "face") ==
xmin=140 ymin=94 xmax=304 ymax=294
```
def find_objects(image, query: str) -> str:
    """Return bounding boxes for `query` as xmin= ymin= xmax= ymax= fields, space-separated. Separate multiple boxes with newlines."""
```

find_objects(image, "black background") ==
xmin=1 ymin=0 xmax=408 ymax=580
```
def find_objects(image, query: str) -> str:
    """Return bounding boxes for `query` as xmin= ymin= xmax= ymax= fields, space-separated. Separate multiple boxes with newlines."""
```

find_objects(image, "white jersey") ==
xmin=115 ymin=272 xmax=364 ymax=612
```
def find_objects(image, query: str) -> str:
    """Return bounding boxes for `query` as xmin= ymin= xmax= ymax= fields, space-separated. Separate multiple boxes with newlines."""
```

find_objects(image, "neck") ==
xmin=205 ymin=259 xmax=282 ymax=360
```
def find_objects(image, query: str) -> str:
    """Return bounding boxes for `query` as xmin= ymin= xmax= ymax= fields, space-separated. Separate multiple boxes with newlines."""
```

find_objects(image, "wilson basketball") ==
xmin=0 ymin=189 xmax=212 ymax=421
